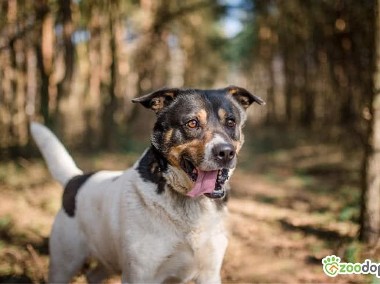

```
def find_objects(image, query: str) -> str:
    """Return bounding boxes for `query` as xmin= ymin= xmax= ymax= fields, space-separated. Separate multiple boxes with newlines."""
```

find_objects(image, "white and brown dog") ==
xmin=30 ymin=86 xmax=264 ymax=283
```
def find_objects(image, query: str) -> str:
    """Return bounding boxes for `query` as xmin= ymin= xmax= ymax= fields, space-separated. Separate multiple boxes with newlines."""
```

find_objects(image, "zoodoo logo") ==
xmin=322 ymin=255 xmax=380 ymax=278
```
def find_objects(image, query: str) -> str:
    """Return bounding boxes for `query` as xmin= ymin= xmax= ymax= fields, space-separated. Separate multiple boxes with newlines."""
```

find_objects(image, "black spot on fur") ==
xmin=62 ymin=172 xmax=97 ymax=217
xmin=137 ymin=146 xmax=168 ymax=194
xmin=111 ymin=174 xmax=121 ymax=182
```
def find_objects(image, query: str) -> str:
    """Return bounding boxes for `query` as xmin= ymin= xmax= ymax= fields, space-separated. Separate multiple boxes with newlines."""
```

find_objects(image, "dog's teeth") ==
xmin=191 ymin=173 xmax=197 ymax=181
xmin=215 ymin=185 xmax=222 ymax=191
xmin=222 ymin=170 xmax=228 ymax=179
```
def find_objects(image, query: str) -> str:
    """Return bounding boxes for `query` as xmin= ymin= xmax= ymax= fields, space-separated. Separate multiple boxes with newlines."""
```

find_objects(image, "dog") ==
xmin=30 ymin=86 xmax=264 ymax=283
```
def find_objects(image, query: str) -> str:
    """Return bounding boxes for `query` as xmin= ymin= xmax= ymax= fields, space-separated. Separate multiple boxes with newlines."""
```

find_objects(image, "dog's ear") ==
xmin=132 ymin=88 xmax=179 ymax=113
xmin=226 ymin=85 xmax=265 ymax=109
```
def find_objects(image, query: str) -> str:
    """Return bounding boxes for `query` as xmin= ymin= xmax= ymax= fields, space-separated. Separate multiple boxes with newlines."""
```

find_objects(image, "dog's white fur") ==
xmin=30 ymin=123 xmax=83 ymax=185
xmin=30 ymin=122 xmax=228 ymax=283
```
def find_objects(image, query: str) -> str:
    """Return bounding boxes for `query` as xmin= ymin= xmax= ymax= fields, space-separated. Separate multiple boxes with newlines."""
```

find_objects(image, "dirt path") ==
xmin=0 ymin=153 xmax=367 ymax=283
xmin=224 ymin=172 xmax=362 ymax=283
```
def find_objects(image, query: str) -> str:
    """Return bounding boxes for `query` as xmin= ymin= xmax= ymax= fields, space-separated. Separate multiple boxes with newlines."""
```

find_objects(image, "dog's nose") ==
xmin=213 ymin=143 xmax=236 ymax=164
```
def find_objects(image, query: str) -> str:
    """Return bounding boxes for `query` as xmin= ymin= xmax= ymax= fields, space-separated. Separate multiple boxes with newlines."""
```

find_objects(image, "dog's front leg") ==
xmin=195 ymin=234 xmax=228 ymax=284
xmin=196 ymin=274 xmax=222 ymax=284
xmin=195 ymin=265 xmax=223 ymax=284
xmin=121 ymin=266 xmax=156 ymax=284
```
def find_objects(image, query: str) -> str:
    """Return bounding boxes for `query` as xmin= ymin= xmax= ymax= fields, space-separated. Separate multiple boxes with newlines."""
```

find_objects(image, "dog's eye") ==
xmin=226 ymin=119 xmax=236 ymax=128
xmin=186 ymin=119 xmax=199 ymax=129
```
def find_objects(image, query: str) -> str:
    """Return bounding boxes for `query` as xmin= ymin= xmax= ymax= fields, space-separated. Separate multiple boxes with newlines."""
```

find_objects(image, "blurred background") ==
xmin=0 ymin=0 xmax=379 ymax=283
xmin=0 ymin=0 xmax=374 ymax=154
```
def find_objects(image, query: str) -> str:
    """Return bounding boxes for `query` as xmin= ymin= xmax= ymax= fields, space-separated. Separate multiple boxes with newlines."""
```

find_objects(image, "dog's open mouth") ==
xmin=181 ymin=159 xmax=229 ymax=199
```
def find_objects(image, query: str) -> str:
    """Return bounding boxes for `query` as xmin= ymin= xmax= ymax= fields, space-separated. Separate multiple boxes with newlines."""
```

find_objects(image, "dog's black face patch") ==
xmin=133 ymin=86 xmax=264 ymax=199
xmin=63 ymin=172 xmax=97 ymax=217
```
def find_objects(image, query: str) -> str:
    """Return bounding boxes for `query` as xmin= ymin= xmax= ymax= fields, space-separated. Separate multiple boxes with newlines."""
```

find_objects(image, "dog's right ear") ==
xmin=132 ymin=88 xmax=179 ymax=113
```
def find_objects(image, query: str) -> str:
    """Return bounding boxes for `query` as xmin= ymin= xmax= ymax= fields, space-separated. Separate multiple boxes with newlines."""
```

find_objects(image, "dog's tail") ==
xmin=30 ymin=122 xmax=83 ymax=186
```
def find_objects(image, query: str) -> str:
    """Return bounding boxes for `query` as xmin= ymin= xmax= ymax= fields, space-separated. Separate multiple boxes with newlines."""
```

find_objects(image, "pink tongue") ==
xmin=187 ymin=170 xmax=218 ymax=197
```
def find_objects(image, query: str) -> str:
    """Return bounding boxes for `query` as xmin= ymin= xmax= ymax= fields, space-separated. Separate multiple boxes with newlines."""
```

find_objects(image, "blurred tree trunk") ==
xmin=266 ymin=61 xmax=276 ymax=124
xmin=35 ymin=0 xmax=54 ymax=127
xmin=301 ymin=45 xmax=315 ymax=127
xmin=360 ymin=0 xmax=380 ymax=245
xmin=1 ymin=0 xmax=28 ymax=157
xmin=283 ymin=51 xmax=294 ymax=123
xmin=101 ymin=0 xmax=119 ymax=149
xmin=126 ymin=0 xmax=169 ymax=142
xmin=84 ymin=4 xmax=102 ymax=150
xmin=56 ymin=0 xmax=74 ymax=129
xmin=277 ymin=0 xmax=301 ymax=125
xmin=0 ymin=1 xmax=36 ymax=158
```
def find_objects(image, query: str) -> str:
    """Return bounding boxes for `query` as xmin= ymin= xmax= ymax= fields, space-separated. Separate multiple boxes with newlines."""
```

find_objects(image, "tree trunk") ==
xmin=266 ymin=59 xmax=276 ymax=124
xmin=360 ymin=0 xmax=380 ymax=245
xmin=56 ymin=0 xmax=74 ymax=130
xmin=126 ymin=0 xmax=168 ymax=142
xmin=83 ymin=4 xmax=102 ymax=150
xmin=301 ymin=47 xmax=314 ymax=127
xmin=101 ymin=0 xmax=119 ymax=149
xmin=35 ymin=1 xmax=54 ymax=127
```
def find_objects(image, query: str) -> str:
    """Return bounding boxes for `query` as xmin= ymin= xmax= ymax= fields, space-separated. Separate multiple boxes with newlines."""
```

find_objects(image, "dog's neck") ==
xmin=150 ymin=144 xmax=168 ymax=173
xmin=136 ymin=145 xmax=168 ymax=194
xmin=135 ymin=145 xmax=197 ymax=194
xmin=136 ymin=145 xmax=193 ymax=194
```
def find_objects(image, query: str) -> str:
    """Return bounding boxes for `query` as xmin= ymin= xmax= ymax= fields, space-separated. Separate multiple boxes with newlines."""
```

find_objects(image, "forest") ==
xmin=1 ymin=0 xmax=380 ymax=282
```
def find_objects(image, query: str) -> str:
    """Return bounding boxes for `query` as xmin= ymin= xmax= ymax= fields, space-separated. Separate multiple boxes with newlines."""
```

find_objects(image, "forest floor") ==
xmin=0 ymin=129 xmax=376 ymax=283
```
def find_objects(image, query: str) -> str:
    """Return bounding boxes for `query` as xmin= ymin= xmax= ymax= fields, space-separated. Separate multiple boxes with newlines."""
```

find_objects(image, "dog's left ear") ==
xmin=132 ymin=88 xmax=179 ymax=113
xmin=226 ymin=85 xmax=265 ymax=110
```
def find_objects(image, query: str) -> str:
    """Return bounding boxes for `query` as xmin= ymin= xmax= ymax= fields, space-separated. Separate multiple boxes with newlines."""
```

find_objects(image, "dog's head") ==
xmin=133 ymin=86 xmax=264 ymax=199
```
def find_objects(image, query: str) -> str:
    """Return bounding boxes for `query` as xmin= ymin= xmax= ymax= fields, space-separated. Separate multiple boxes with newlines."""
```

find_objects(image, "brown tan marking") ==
xmin=232 ymin=140 xmax=242 ymax=153
xmin=227 ymin=87 xmax=250 ymax=109
xmin=197 ymin=109 xmax=208 ymax=126
xmin=228 ymin=87 xmax=238 ymax=95
xmin=150 ymin=162 xmax=159 ymax=174
xmin=148 ymin=92 xmax=176 ymax=112
xmin=164 ymin=128 xmax=174 ymax=144
xmin=150 ymin=97 xmax=166 ymax=112
xmin=203 ymin=129 xmax=213 ymax=143
xmin=167 ymin=130 xmax=214 ymax=168
xmin=227 ymin=85 xmax=265 ymax=108
xmin=217 ymin=108 xmax=227 ymax=123
xmin=167 ymin=140 xmax=204 ymax=167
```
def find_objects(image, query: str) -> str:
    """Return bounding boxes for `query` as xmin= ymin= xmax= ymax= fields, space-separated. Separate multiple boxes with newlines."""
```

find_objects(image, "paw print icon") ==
xmin=322 ymin=255 xmax=341 ymax=277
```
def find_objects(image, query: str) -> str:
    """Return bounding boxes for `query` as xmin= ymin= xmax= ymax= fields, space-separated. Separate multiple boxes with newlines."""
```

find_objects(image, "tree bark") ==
xmin=101 ymin=0 xmax=119 ymax=149
xmin=360 ymin=0 xmax=380 ymax=245
xmin=56 ymin=0 xmax=74 ymax=129
xmin=35 ymin=0 xmax=54 ymax=127
xmin=83 ymin=4 xmax=102 ymax=150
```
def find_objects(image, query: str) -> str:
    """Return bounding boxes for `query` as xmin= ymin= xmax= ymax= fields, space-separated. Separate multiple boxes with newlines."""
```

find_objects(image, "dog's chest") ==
xmin=153 ymin=212 xmax=227 ymax=281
